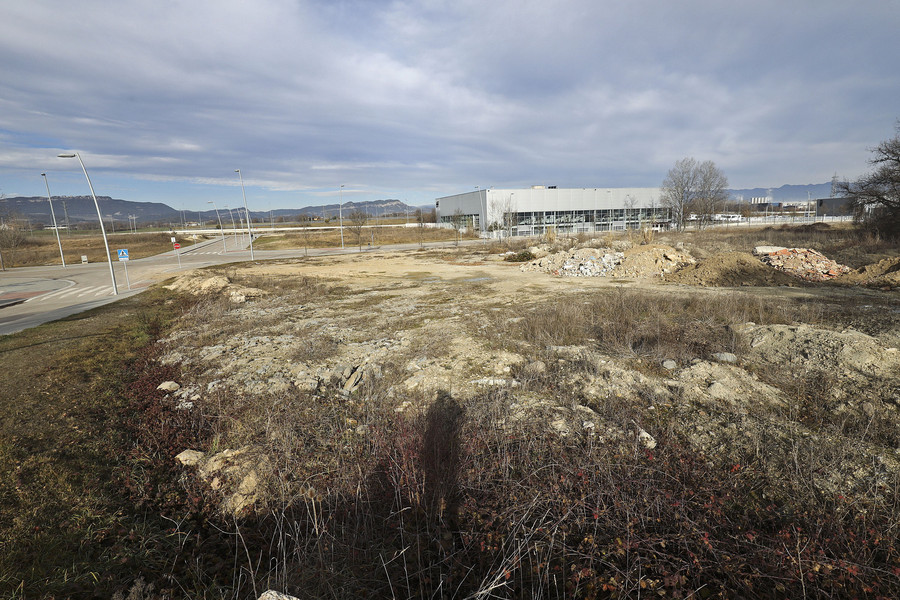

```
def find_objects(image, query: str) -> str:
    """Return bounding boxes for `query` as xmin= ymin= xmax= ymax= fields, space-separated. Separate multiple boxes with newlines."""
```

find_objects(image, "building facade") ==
xmin=435 ymin=186 xmax=668 ymax=236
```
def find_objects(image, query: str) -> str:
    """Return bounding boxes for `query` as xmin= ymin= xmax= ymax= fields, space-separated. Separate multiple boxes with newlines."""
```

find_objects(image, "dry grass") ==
xmin=252 ymin=225 xmax=475 ymax=251
xmin=655 ymin=222 xmax=899 ymax=268
xmin=483 ymin=288 xmax=819 ymax=363
xmin=9 ymin=221 xmax=900 ymax=598
xmin=1 ymin=231 xmax=200 ymax=268
xmin=0 ymin=288 xmax=197 ymax=599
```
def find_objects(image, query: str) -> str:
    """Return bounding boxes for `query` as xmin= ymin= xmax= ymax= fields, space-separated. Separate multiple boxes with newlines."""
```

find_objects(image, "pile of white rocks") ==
xmin=521 ymin=247 xmax=625 ymax=277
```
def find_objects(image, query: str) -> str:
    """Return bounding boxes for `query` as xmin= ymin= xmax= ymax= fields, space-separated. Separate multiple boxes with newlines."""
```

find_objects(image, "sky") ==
xmin=0 ymin=0 xmax=898 ymax=211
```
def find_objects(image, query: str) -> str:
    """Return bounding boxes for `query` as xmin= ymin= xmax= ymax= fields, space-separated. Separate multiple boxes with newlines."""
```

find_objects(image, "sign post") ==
xmin=173 ymin=240 xmax=182 ymax=269
xmin=117 ymin=249 xmax=131 ymax=290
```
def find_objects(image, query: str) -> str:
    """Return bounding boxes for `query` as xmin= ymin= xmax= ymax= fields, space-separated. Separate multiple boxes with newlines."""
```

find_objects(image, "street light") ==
xmin=224 ymin=204 xmax=238 ymax=247
xmin=40 ymin=173 xmax=66 ymax=268
xmin=57 ymin=152 xmax=117 ymax=295
xmin=235 ymin=169 xmax=254 ymax=260
xmin=208 ymin=200 xmax=226 ymax=253
xmin=339 ymin=184 xmax=345 ymax=249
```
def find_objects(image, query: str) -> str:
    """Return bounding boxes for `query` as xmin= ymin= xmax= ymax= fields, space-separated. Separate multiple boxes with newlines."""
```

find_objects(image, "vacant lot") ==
xmin=0 ymin=231 xmax=200 ymax=268
xmin=3 ymin=223 xmax=900 ymax=599
xmin=252 ymin=224 xmax=475 ymax=251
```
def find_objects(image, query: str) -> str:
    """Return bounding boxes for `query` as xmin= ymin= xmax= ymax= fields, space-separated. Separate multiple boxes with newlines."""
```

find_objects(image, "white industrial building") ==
xmin=435 ymin=186 xmax=669 ymax=236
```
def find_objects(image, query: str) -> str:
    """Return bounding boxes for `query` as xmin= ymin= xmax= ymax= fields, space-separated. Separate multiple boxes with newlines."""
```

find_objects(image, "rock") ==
xmin=175 ymin=449 xmax=205 ymax=466
xmin=343 ymin=368 xmax=362 ymax=392
xmin=662 ymin=359 xmax=678 ymax=370
xmin=195 ymin=447 xmax=264 ymax=516
xmin=635 ymin=425 xmax=657 ymax=449
xmin=711 ymin=352 xmax=737 ymax=364
xmin=549 ymin=418 xmax=571 ymax=436
xmin=259 ymin=591 xmax=300 ymax=600
xmin=293 ymin=377 xmax=319 ymax=392
xmin=157 ymin=381 xmax=181 ymax=392
xmin=471 ymin=377 xmax=515 ymax=387
xmin=753 ymin=246 xmax=787 ymax=255
xmin=224 ymin=469 xmax=259 ymax=515
xmin=524 ymin=360 xmax=547 ymax=376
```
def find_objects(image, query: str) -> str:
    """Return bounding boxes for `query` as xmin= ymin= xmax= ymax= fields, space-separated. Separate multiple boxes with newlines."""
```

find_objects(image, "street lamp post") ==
xmin=339 ymin=184 xmax=345 ymax=249
xmin=40 ymin=173 xmax=66 ymax=268
xmin=235 ymin=169 xmax=254 ymax=260
xmin=208 ymin=201 xmax=226 ymax=253
xmin=224 ymin=205 xmax=238 ymax=248
xmin=58 ymin=152 xmax=117 ymax=295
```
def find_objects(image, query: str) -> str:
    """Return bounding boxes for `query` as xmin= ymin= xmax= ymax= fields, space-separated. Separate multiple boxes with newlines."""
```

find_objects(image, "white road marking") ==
xmin=22 ymin=279 xmax=78 ymax=303
xmin=76 ymin=286 xmax=108 ymax=297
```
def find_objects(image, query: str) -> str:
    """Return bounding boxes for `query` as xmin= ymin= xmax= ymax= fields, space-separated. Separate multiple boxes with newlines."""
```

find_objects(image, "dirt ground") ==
xmin=10 ymin=225 xmax=900 ymax=598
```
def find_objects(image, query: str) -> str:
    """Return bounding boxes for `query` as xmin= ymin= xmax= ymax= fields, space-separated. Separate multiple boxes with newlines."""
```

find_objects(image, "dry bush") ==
xmin=503 ymin=249 xmax=535 ymax=262
xmin=123 ymin=335 xmax=900 ymax=599
xmin=656 ymin=222 xmax=900 ymax=269
xmin=227 ymin=272 xmax=344 ymax=299
xmin=207 ymin=385 xmax=900 ymax=598
xmin=511 ymin=289 xmax=815 ymax=362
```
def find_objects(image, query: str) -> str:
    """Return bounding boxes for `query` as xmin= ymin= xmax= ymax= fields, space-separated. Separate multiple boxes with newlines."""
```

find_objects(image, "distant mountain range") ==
xmin=0 ymin=196 xmax=424 ymax=227
xmin=1 ymin=184 xmax=840 ymax=227
xmin=728 ymin=182 xmax=836 ymax=202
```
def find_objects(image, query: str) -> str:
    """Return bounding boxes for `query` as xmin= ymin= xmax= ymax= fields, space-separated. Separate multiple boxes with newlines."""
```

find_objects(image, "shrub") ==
xmin=504 ymin=249 xmax=535 ymax=262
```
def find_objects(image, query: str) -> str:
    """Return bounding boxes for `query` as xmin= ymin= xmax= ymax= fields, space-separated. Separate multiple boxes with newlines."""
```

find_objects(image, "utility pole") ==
xmin=339 ymin=184 xmax=345 ymax=249
xmin=62 ymin=200 xmax=71 ymax=234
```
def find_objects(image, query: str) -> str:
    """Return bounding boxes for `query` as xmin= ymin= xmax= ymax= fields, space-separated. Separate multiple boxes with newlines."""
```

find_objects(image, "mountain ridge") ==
xmin=0 ymin=196 xmax=424 ymax=226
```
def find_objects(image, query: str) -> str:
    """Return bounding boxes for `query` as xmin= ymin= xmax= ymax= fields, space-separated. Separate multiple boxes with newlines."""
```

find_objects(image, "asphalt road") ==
xmin=0 ymin=236 xmax=474 ymax=336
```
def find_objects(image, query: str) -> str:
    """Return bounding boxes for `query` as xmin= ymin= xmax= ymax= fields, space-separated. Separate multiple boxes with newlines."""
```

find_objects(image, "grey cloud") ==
xmin=0 ymin=0 xmax=897 ymax=203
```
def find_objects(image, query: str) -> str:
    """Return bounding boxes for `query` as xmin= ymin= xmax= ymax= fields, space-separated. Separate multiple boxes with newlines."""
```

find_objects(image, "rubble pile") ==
xmin=753 ymin=246 xmax=850 ymax=282
xmin=521 ymin=244 xmax=694 ymax=279
xmin=558 ymin=249 xmax=625 ymax=277
xmin=520 ymin=247 xmax=623 ymax=277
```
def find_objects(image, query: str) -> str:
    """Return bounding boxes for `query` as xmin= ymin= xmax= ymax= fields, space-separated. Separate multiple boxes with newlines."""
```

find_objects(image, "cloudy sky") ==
xmin=1 ymin=0 xmax=898 ymax=211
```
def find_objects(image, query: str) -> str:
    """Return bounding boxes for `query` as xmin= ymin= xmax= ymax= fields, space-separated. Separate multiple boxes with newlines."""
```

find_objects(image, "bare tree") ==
xmin=347 ymin=210 xmax=368 ymax=251
xmin=661 ymin=157 xmax=729 ymax=230
xmin=838 ymin=123 xmax=900 ymax=237
xmin=695 ymin=160 xmax=729 ymax=228
xmin=488 ymin=195 xmax=517 ymax=241
xmin=0 ymin=211 xmax=28 ymax=269
xmin=299 ymin=222 xmax=313 ymax=256
xmin=623 ymin=194 xmax=637 ymax=230
xmin=450 ymin=208 xmax=466 ymax=246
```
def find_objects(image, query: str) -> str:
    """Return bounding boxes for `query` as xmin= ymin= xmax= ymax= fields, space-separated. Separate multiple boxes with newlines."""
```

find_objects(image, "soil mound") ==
xmin=840 ymin=256 xmax=900 ymax=288
xmin=615 ymin=244 xmax=695 ymax=278
xmin=163 ymin=272 xmax=266 ymax=302
xmin=737 ymin=323 xmax=900 ymax=381
xmin=665 ymin=252 xmax=800 ymax=287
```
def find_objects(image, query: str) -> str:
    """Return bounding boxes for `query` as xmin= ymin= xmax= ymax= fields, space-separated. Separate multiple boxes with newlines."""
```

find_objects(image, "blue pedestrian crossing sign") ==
xmin=117 ymin=248 xmax=129 ymax=261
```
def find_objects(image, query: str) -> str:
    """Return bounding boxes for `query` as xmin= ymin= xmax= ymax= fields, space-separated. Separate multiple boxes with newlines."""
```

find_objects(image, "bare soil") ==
xmin=7 ymin=223 xmax=900 ymax=598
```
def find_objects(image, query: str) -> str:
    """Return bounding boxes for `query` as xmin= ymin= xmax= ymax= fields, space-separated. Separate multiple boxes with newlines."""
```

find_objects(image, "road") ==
xmin=0 ymin=236 xmax=473 ymax=336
